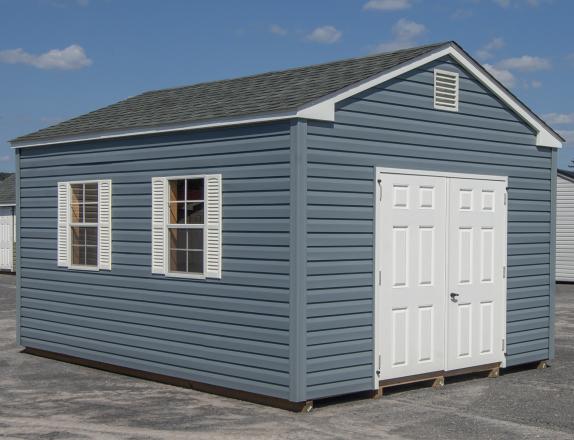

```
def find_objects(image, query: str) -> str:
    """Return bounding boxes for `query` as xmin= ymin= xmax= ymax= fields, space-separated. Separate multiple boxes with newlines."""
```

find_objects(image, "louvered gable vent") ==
xmin=434 ymin=69 xmax=459 ymax=111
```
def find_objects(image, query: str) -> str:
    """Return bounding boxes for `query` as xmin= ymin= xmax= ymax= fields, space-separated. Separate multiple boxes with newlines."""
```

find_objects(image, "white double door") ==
xmin=376 ymin=169 xmax=507 ymax=381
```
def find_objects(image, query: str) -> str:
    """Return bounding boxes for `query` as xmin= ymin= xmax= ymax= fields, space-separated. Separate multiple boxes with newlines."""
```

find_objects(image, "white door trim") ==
xmin=373 ymin=167 xmax=508 ymax=388
xmin=377 ymin=167 xmax=508 ymax=182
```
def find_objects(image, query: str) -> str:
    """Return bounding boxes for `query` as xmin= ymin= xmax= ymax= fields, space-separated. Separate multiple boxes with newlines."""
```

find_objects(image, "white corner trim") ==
xmin=11 ymin=45 xmax=562 ymax=149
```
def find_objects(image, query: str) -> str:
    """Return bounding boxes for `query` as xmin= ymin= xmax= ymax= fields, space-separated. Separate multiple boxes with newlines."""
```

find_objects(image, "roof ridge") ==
xmin=141 ymin=41 xmax=453 ymax=95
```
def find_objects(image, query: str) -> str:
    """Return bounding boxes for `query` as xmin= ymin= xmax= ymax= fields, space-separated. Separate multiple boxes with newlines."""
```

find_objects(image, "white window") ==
xmin=434 ymin=69 xmax=459 ymax=112
xmin=151 ymin=174 xmax=222 ymax=279
xmin=57 ymin=180 xmax=112 ymax=270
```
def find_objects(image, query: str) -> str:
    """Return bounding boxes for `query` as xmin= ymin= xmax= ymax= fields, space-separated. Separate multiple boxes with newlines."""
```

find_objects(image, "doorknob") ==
xmin=450 ymin=292 xmax=460 ymax=302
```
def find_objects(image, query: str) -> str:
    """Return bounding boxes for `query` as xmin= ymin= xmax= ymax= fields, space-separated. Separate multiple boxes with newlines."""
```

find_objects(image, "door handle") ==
xmin=450 ymin=292 xmax=460 ymax=302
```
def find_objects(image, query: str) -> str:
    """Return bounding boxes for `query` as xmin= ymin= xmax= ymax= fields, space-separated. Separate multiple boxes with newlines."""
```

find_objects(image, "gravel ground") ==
xmin=1 ymin=273 xmax=573 ymax=439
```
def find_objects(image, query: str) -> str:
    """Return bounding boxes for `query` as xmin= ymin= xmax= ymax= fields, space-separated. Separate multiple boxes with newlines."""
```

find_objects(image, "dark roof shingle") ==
xmin=558 ymin=169 xmax=574 ymax=182
xmin=13 ymin=42 xmax=449 ymax=143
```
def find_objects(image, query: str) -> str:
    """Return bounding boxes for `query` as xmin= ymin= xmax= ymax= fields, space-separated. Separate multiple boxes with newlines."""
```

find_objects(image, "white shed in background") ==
xmin=557 ymin=169 xmax=574 ymax=282
xmin=0 ymin=173 xmax=15 ymax=272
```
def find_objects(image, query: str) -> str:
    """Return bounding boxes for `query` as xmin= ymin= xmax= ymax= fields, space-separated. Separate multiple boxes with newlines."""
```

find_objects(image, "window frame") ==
xmin=164 ymin=174 xmax=208 ymax=280
xmin=67 ymin=180 xmax=101 ymax=271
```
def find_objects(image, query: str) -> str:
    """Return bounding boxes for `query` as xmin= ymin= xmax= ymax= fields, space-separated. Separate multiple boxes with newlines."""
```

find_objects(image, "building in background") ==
xmin=0 ymin=173 xmax=15 ymax=272
xmin=557 ymin=169 xmax=574 ymax=282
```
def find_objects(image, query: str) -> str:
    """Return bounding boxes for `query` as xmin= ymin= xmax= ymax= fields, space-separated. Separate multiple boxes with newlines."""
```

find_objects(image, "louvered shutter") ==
xmin=57 ymin=182 xmax=70 ymax=267
xmin=98 ymin=180 xmax=112 ymax=270
xmin=151 ymin=177 xmax=167 ymax=274
xmin=205 ymin=174 xmax=222 ymax=279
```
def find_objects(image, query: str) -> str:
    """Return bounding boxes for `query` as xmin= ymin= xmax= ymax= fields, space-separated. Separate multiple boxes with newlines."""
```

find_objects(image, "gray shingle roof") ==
xmin=0 ymin=174 xmax=15 ymax=205
xmin=13 ymin=42 xmax=450 ymax=143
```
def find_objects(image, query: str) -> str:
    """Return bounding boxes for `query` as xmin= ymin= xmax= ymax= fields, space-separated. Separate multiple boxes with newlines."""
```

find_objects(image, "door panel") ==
xmin=446 ymin=178 xmax=506 ymax=370
xmin=377 ymin=170 xmax=507 ymax=383
xmin=379 ymin=174 xmax=447 ymax=379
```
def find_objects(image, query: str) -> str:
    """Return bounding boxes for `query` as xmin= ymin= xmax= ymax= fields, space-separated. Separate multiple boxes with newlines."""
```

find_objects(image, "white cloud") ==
xmin=373 ymin=18 xmax=426 ymax=53
xmin=496 ymin=55 xmax=551 ymax=71
xmin=0 ymin=44 xmax=92 ymax=70
xmin=476 ymin=37 xmax=505 ymax=61
xmin=46 ymin=0 xmax=90 ymax=7
xmin=451 ymin=8 xmax=473 ymax=20
xmin=484 ymin=63 xmax=516 ymax=87
xmin=493 ymin=0 xmax=551 ymax=7
xmin=542 ymin=113 xmax=574 ymax=125
xmin=306 ymin=26 xmax=342 ymax=44
xmin=270 ymin=24 xmax=287 ymax=36
xmin=363 ymin=0 xmax=411 ymax=11
xmin=530 ymin=80 xmax=542 ymax=88
xmin=393 ymin=18 xmax=425 ymax=40
xmin=0 ymin=155 xmax=10 ymax=163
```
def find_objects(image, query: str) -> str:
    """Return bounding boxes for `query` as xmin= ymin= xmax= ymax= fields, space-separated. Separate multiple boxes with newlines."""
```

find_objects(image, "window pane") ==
xmin=71 ymin=226 xmax=98 ymax=267
xmin=187 ymin=229 xmax=204 ymax=250
xmin=169 ymin=229 xmax=187 ymax=250
xmin=72 ymin=245 xmax=85 ymax=265
xmin=187 ymin=179 xmax=204 ymax=201
xmin=85 ymin=183 xmax=98 ymax=203
xmin=187 ymin=251 xmax=203 ymax=274
xmin=71 ymin=184 xmax=84 ymax=204
xmin=71 ymin=203 xmax=83 ymax=223
xmin=85 ymin=204 xmax=98 ymax=223
xmin=170 ymin=249 xmax=187 ymax=272
xmin=186 ymin=202 xmax=204 ymax=224
xmin=71 ymin=226 xmax=85 ymax=246
xmin=169 ymin=202 xmax=185 ymax=224
xmin=85 ymin=227 xmax=98 ymax=246
xmin=169 ymin=179 xmax=186 ymax=202
xmin=85 ymin=246 xmax=98 ymax=266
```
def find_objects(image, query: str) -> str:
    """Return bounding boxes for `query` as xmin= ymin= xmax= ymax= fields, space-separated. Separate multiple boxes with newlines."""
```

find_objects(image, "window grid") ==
xmin=69 ymin=182 xmax=99 ymax=268
xmin=167 ymin=177 xmax=205 ymax=276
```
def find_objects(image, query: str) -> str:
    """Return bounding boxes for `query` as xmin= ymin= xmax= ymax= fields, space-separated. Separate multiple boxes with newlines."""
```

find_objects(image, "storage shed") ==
xmin=11 ymin=41 xmax=563 ymax=410
xmin=0 ymin=173 xmax=16 ymax=272
xmin=556 ymin=169 xmax=574 ymax=282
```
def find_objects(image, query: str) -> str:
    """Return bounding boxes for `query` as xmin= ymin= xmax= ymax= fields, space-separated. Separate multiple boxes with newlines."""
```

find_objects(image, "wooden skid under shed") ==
xmin=373 ymin=362 xmax=501 ymax=398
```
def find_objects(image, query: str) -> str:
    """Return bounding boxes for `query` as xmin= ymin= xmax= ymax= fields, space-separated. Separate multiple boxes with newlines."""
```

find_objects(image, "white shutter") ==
xmin=205 ymin=174 xmax=222 ymax=279
xmin=98 ymin=180 xmax=112 ymax=270
xmin=57 ymin=182 xmax=70 ymax=267
xmin=151 ymin=177 xmax=167 ymax=274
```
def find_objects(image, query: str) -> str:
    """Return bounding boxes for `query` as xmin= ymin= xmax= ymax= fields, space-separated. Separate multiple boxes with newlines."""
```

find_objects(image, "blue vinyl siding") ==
xmin=18 ymin=122 xmax=292 ymax=400
xmin=304 ymin=56 xmax=553 ymax=400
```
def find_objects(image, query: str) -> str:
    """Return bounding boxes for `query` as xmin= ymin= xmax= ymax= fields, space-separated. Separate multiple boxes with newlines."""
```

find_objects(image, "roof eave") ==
xmin=11 ymin=43 xmax=563 ymax=149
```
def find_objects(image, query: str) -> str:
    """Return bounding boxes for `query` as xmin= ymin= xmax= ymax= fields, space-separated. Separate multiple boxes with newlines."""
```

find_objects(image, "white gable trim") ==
xmin=11 ymin=44 xmax=562 ymax=149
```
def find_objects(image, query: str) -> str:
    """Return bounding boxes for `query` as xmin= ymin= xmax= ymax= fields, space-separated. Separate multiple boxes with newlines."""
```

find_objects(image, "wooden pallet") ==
xmin=373 ymin=362 xmax=501 ymax=398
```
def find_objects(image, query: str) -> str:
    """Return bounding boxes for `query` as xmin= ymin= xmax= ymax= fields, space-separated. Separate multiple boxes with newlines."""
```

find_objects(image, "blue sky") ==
xmin=1 ymin=0 xmax=573 ymax=170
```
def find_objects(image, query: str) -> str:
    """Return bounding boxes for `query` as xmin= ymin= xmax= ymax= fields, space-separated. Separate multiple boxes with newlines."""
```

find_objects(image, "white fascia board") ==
xmin=12 ymin=45 xmax=562 ymax=149
xmin=11 ymin=110 xmax=299 ymax=149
